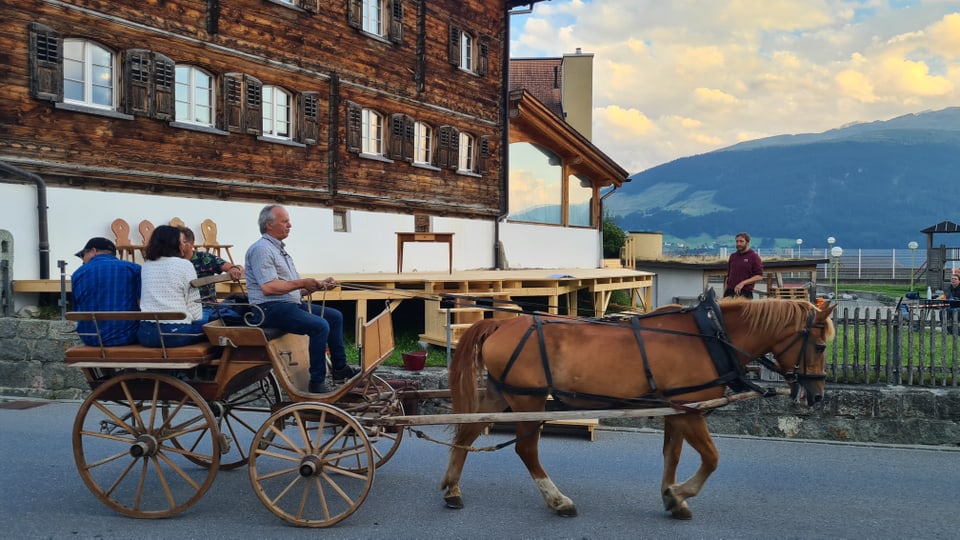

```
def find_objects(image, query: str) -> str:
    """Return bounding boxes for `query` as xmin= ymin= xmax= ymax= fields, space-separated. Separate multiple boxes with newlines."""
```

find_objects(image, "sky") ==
xmin=509 ymin=0 xmax=960 ymax=175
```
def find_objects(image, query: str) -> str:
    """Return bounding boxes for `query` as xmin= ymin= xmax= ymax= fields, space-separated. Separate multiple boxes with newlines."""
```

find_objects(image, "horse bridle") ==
xmin=757 ymin=309 xmax=828 ymax=384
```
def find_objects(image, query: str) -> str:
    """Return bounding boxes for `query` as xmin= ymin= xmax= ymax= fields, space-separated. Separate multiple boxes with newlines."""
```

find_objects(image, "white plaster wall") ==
xmin=499 ymin=221 xmax=601 ymax=269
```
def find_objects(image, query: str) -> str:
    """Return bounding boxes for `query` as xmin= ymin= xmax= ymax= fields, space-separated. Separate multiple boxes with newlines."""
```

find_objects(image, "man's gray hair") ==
xmin=258 ymin=204 xmax=282 ymax=233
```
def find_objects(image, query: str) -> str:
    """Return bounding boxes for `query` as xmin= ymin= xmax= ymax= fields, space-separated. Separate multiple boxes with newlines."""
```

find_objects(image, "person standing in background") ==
xmin=724 ymin=232 xmax=764 ymax=299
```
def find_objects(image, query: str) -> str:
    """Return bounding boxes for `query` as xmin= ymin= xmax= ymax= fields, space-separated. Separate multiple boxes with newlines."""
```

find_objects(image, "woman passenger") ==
xmin=137 ymin=225 xmax=207 ymax=347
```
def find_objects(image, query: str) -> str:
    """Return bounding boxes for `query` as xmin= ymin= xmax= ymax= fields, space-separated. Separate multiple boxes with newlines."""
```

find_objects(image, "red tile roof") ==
xmin=510 ymin=58 xmax=564 ymax=119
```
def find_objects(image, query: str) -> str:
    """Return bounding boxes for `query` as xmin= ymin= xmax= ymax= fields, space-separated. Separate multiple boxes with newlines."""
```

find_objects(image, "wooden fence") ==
xmin=825 ymin=305 xmax=960 ymax=386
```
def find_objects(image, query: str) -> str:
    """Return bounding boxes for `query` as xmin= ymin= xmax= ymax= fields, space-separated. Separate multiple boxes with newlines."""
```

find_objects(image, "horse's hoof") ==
xmin=662 ymin=487 xmax=680 ymax=511
xmin=444 ymin=495 xmax=464 ymax=509
xmin=557 ymin=506 xmax=578 ymax=517
xmin=671 ymin=507 xmax=693 ymax=520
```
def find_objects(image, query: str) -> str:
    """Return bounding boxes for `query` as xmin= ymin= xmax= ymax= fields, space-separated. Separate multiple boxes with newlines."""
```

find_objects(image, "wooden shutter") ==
xmin=347 ymin=0 xmax=362 ymax=29
xmin=28 ymin=23 xmax=63 ymax=102
xmin=346 ymin=101 xmax=362 ymax=153
xmin=478 ymin=135 xmax=490 ymax=173
xmin=299 ymin=0 xmax=319 ymax=13
xmin=153 ymin=53 xmax=175 ymax=120
xmin=477 ymin=38 xmax=489 ymax=76
xmin=389 ymin=114 xmax=405 ymax=160
xmin=299 ymin=91 xmax=320 ymax=145
xmin=438 ymin=125 xmax=460 ymax=169
xmin=402 ymin=115 xmax=414 ymax=162
xmin=449 ymin=127 xmax=460 ymax=170
xmin=447 ymin=25 xmax=460 ymax=66
xmin=123 ymin=49 xmax=152 ymax=116
xmin=223 ymin=73 xmax=244 ymax=133
xmin=244 ymin=75 xmax=262 ymax=136
xmin=388 ymin=0 xmax=403 ymax=44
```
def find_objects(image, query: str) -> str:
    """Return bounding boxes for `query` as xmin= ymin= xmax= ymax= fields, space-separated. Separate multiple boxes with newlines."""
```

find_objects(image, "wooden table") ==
xmin=396 ymin=232 xmax=454 ymax=274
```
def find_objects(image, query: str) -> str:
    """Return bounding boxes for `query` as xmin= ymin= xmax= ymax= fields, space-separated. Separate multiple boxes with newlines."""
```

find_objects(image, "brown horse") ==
xmin=441 ymin=295 xmax=836 ymax=519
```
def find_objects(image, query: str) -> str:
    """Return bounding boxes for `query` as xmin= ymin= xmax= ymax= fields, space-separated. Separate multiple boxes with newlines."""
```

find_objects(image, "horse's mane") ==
xmin=722 ymin=298 xmax=814 ymax=335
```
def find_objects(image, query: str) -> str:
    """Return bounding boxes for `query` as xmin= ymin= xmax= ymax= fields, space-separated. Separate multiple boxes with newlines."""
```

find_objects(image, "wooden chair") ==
xmin=199 ymin=218 xmax=234 ymax=263
xmin=138 ymin=220 xmax=155 ymax=254
xmin=110 ymin=218 xmax=140 ymax=262
xmin=169 ymin=217 xmax=186 ymax=229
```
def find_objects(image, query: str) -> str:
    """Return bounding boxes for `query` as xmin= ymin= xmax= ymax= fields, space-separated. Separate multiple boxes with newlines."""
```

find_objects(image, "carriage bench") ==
xmin=65 ymin=311 xmax=220 ymax=369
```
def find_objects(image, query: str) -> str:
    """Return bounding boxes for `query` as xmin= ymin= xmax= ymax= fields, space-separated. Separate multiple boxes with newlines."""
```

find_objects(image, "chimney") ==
xmin=561 ymin=49 xmax=594 ymax=141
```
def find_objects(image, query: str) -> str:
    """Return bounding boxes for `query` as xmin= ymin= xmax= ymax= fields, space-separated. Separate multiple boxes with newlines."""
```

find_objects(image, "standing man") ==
xmin=244 ymin=205 xmax=360 ymax=394
xmin=71 ymin=237 xmax=141 ymax=346
xmin=724 ymin=232 xmax=764 ymax=299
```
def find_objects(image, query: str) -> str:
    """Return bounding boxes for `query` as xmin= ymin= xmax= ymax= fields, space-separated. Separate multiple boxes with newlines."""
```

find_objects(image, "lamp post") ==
xmin=796 ymin=238 xmax=803 ymax=258
xmin=831 ymin=246 xmax=843 ymax=300
xmin=908 ymin=241 xmax=918 ymax=293
xmin=826 ymin=237 xmax=835 ymax=283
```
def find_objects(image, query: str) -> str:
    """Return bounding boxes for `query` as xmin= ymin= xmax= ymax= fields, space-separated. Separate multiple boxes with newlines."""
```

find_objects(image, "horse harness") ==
xmin=487 ymin=291 xmax=825 ymax=410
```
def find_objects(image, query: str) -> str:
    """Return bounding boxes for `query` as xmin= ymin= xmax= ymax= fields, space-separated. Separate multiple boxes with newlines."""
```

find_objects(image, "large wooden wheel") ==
xmin=166 ymin=371 xmax=282 ymax=470
xmin=72 ymin=372 xmax=221 ymax=518
xmin=248 ymin=402 xmax=374 ymax=528
xmin=336 ymin=375 xmax=404 ymax=470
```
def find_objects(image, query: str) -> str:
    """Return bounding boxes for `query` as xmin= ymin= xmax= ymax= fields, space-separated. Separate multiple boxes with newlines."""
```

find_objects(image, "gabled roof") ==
xmin=508 ymin=89 xmax=628 ymax=188
xmin=509 ymin=58 xmax=564 ymax=119
xmin=921 ymin=221 xmax=960 ymax=234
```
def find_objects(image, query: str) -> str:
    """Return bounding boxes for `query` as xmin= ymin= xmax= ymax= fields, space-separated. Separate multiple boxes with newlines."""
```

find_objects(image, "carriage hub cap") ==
xmin=298 ymin=455 xmax=323 ymax=477
xmin=129 ymin=434 xmax=159 ymax=458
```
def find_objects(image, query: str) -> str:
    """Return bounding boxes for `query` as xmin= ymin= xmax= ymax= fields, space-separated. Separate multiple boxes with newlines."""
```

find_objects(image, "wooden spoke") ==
xmin=335 ymin=375 xmax=404 ymax=471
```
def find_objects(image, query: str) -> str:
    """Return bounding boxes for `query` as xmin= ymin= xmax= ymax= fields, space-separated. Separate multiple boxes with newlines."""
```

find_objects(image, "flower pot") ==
xmin=401 ymin=350 xmax=427 ymax=371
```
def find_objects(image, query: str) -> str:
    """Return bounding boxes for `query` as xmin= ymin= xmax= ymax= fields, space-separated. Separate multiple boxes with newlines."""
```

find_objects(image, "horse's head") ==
xmin=766 ymin=301 xmax=836 ymax=406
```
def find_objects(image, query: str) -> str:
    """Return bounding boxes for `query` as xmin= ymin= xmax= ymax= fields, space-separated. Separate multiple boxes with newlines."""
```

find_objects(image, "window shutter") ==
xmin=299 ymin=91 xmax=320 ymax=145
xmin=402 ymin=115 xmax=414 ymax=162
xmin=28 ymin=23 xmax=63 ymax=102
xmin=477 ymin=39 xmax=489 ymax=76
xmin=153 ymin=53 xmax=175 ymax=120
xmin=123 ymin=49 xmax=152 ymax=116
xmin=347 ymin=0 xmax=362 ymax=30
xmin=437 ymin=126 xmax=451 ymax=169
xmin=448 ymin=127 xmax=460 ymax=170
xmin=478 ymin=135 xmax=490 ymax=173
xmin=244 ymin=75 xmax=262 ymax=136
xmin=388 ymin=0 xmax=403 ymax=44
xmin=346 ymin=101 xmax=362 ymax=153
xmin=299 ymin=0 xmax=319 ymax=13
xmin=223 ymin=73 xmax=244 ymax=133
xmin=447 ymin=25 xmax=460 ymax=66
xmin=389 ymin=114 xmax=405 ymax=160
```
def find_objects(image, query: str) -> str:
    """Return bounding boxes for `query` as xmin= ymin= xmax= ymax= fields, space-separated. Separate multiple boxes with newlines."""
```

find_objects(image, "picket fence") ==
xmin=825 ymin=304 xmax=959 ymax=387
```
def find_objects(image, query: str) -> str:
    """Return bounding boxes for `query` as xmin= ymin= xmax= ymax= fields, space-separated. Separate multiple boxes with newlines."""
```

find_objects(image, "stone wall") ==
xmin=2 ymin=319 xmax=958 ymax=446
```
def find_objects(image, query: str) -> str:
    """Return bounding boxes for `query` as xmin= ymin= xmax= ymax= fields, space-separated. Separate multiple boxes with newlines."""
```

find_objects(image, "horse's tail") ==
xmin=449 ymin=318 xmax=502 ymax=414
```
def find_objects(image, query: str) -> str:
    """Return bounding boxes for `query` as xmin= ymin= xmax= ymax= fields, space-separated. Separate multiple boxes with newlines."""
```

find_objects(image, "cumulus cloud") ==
xmin=510 ymin=1 xmax=960 ymax=174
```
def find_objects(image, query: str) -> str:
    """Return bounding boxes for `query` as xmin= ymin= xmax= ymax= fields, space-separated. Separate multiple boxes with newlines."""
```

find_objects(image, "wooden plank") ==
xmin=66 ymin=361 xmax=204 ymax=369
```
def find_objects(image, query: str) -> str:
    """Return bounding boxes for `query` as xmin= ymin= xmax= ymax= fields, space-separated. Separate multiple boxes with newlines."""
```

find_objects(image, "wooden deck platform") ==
xmin=14 ymin=268 xmax=654 ymax=348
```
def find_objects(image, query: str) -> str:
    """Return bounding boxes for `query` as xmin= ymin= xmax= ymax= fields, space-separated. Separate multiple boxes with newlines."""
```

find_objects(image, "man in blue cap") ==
xmin=71 ymin=237 xmax=142 ymax=346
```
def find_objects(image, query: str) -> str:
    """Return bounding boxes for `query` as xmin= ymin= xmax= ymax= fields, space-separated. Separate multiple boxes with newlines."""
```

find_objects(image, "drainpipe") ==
xmin=0 ymin=161 xmax=50 ymax=279
xmin=496 ymin=8 xmax=514 ymax=270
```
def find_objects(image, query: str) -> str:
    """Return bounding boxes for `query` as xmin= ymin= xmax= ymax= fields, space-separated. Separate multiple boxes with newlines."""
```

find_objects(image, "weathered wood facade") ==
xmin=0 ymin=0 xmax=515 ymax=217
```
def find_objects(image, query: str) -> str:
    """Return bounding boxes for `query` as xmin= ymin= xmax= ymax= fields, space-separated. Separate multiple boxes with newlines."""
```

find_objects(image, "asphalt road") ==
xmin=2 ymin=399 xmax=958 ymax=540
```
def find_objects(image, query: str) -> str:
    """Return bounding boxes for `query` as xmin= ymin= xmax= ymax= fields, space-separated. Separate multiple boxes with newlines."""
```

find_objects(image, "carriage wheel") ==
xmin=248 ymin=402 xmax=374 ymax=528
xmin=335 ymin=375 xmax=404 ymax=471
xmin=166 ymin=371 xmax=282 ymax=470
xmin=72 ymin=372 xmax=221 ymax=518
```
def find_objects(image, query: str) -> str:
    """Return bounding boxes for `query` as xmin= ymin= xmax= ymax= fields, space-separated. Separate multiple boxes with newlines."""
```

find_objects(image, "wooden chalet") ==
xmin=0 ymin=1 xmax=650 ymax=343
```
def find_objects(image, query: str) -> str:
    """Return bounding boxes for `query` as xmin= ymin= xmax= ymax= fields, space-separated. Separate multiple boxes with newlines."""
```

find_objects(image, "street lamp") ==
xmin=831 ymin=246 xmax=843 ymax=300
xmin=826 ymin=237 xmax=835 ymax=282
xmin=796 ymin=238 xmax=803 ymax=258
xmin=908 ymin=241 xmax=918 ymax=293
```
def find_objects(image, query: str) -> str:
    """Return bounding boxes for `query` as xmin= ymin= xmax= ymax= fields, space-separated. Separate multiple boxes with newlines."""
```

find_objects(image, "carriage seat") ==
xmin=65 ymin=311 xmax=220 ymax=369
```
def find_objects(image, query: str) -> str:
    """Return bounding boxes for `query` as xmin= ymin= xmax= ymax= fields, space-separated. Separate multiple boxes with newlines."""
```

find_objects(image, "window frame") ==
xmin=262 ymin=84 xmax=292 ymax=140
xmin=413 ymin=121 xmax=433 ymax=166
xmin=175 ymin=65 xmax=215 ymax=127
xmin=457 ymin=131 xmax=475 ymax=173
xmin=63 ymin=38 xmax=117 ymax=110
xmin=361 ymin=107 xmax=384 ymax=156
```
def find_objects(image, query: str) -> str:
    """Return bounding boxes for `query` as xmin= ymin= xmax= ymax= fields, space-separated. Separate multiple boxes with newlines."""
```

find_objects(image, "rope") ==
xmin=405 ymin=422 xmax=545 ymax=453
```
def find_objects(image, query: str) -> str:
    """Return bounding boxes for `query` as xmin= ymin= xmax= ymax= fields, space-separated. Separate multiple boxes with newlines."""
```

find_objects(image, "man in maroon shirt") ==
xmin=724 ymin=232 xmax=764 ymax=299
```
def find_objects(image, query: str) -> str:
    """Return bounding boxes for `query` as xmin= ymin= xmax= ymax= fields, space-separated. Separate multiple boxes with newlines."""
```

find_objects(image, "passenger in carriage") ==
xmin=244 ymin=204 xmax=360 ymax=395
xmin=137 ymin=225 xmax=209 ymax=348
xmin=71 ymin=237 xmax=141 ymax=346
xmin=179 ymin=226 xmax=244 ymax=318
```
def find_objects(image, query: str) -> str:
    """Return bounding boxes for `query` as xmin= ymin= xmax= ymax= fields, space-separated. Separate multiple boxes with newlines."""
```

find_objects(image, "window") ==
xmin=175 ymin=65 xmax=214 ymax=126
xmin=63 ymin=39 xmax=115 ymax=109
xmin=348 ymin=0 xmax=403 ymax=43
xmin=361 ymin=108 xmax=383 ymax=155
xmin=413 ymin=121 xmax=433 ymax=164
xmin=568 ymin=174 xmax=594 ymax=227
xmin=448 ymin=25 xmax=488 ymax=75
xmin=262 ymin=85 xmax=291 ymax=139
xmin=333 ymin=210 xmax=349 ymax=232
xmin=457 ymin=132 xmax=475 ymax=172
xmin=508 ymin=142 xmax=563 ymax=225
xmin=299 ymin=91 xmax=320 ymax=145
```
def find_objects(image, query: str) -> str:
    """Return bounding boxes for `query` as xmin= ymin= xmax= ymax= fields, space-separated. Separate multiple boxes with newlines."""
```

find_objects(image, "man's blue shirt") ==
xmin=71 ymin=254 xmax=141 ymax=346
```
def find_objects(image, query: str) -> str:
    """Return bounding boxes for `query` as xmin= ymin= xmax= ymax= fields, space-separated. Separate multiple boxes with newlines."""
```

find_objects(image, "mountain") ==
xmin=606 ymin=107 xmax=960 ymax=249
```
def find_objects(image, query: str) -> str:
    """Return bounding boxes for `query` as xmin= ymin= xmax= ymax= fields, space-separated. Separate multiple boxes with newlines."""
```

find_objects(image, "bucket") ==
xmin=401 ymin=350 xmax=427 ymax=371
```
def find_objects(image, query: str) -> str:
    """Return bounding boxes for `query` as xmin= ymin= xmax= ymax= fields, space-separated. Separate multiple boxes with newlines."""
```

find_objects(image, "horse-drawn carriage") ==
xmin=64 ymin=284 xmax=835 ymax=527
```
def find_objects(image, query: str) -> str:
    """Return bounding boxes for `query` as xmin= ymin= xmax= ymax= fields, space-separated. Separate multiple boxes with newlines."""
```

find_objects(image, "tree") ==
xmin=602 ymin=214 xmax=626 ymax=259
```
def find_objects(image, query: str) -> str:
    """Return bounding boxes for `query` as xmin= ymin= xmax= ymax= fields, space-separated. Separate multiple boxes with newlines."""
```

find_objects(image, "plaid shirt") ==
xmin=189 ymin=250 xmax=228 ymax=303
xmin=71 ymin=254 xmax=141 ymax=346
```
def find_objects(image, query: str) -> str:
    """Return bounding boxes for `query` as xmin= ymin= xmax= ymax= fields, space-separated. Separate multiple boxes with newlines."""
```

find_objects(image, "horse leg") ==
xmin=512 ymin=419 xmax=577 ymax=517
xmin=440 ymin=387 xmax=510 ymax=509
xmin=660 ymin=414 xmax=718 ymax=520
